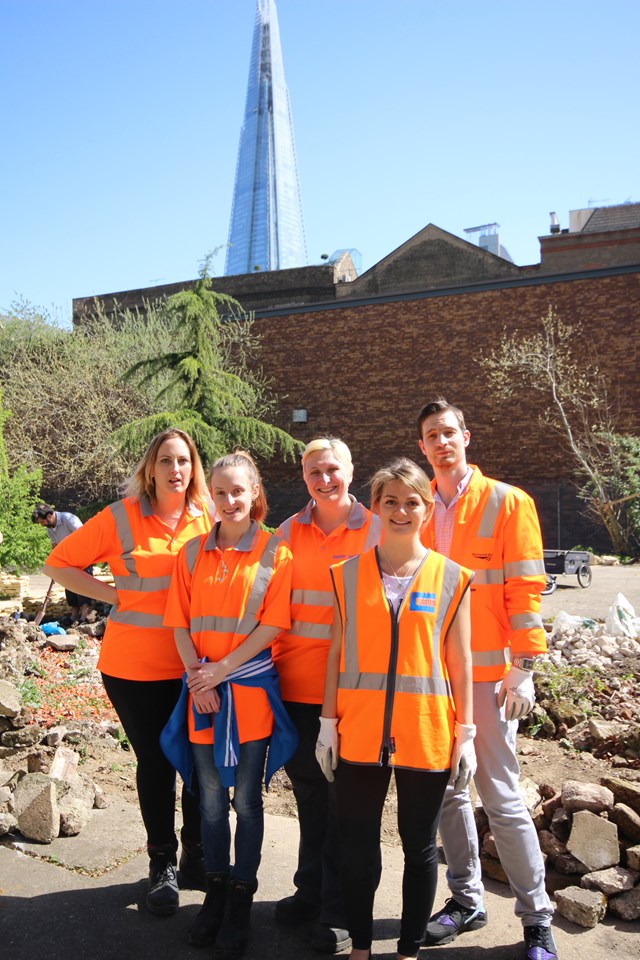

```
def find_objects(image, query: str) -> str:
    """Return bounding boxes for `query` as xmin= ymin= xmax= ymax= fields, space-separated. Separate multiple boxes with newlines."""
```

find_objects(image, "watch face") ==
xmin=513 ymin=656 xmax=535 ymax=670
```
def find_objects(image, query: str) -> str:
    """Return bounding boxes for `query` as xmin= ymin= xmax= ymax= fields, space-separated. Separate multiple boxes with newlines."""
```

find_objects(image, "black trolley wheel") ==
xmin=576 ymin=563 xmax=592 ymax=588
xmin=542 ymin=575 xmax=557 ymax=596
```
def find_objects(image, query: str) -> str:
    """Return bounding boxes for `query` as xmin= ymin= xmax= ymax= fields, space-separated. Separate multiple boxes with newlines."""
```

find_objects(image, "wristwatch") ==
xmin=511 ymin=656 xmax=536 ymax=671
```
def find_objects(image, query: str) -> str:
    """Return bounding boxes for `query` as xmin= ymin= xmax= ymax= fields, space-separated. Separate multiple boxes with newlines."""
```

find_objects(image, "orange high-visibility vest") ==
xmin=331 ymin=548 xmax=472 ymax=772
xmin=422 ymin=466 xmax=547 ymax=682
xmin=46 ymin=496 xmax=211 ymax=680
xmin=164 ymin=521 xmax=292 ymax=744
xmin=273 ymin=497 xmax=381 ymax=703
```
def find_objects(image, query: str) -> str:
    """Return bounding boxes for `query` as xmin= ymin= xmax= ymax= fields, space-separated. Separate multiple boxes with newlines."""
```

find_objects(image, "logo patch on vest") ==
xmin=409 ymin=591 xmax=436 ymax=613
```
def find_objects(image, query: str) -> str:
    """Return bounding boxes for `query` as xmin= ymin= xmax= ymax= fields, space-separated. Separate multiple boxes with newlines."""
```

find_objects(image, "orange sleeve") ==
xmin=46 ymin=507 xmax=118 ymax=568
xmin=163 ymin=542 xmax=195 ymax=629
xmin=257 ymin=543 xmax=293 ymax=631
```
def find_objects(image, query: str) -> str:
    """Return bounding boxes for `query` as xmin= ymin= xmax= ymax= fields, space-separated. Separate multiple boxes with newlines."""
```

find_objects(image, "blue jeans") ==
xmin=192 ymin=737 xmax=269 ymax=884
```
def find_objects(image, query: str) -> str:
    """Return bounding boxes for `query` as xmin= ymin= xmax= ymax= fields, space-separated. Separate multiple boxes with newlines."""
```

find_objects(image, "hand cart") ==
xmin=542 ymin=549 xmax=592 ymax=595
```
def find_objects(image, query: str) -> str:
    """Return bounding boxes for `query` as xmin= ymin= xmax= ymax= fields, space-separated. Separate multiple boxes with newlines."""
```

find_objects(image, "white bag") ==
xmin=550 ymin=610 xmax=597 ymax=639
xmin=604 ymin=592 xmax=638 ymax=639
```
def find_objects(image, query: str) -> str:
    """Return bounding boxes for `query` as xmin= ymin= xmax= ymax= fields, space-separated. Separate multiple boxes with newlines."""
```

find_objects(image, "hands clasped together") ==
xmin=186 ymin=660 xmax=226 ymax=714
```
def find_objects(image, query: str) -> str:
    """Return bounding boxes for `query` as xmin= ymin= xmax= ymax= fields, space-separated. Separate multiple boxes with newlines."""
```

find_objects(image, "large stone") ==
xmin=519 ymin=776 xmax=541 ymax=814
xmin=480 ymin=852 xmax=508 ymax=884
xmin=44 ymin=725 xmax=68 ymax=747
xmin=561 ymin=779 xmax=614 ymax=814
xmin=1 ymin=724 xmax=43 ymax=748
xmin=0 ymin=679 xmax=21 ymax=718
xmin=44 ymin=635 xmax=79 ymax=653
xmin=545 ymin=868 xmax=584 ymax=895
xmin=608 ymin=886 xmax=640 ymax=921
xmin=588 ymin=718 xmax=628 ymax=742
xmin=550 ymin=806 xmax=571 ymax=843
xmin=609 ymin=803 xmax=640 ymax=843
xmin=555 ymin=885 xmax=608 ymax=928
xmin=14 ymin=777 xmax=59 ymax=843
xmin=601 ymin=776 xmax=640 ymax=815
xmin=554 ymin=852 xmax=589 ymax=876
xmin=581 ymin=865 xmax=639 ymax=895
xmin=49 ymin=746 xmax=80 ymax=781
xmin=481 ymin=832 xmax=499 ymax=859
xmin=567 ymin=810 xmax=619 ymax=870
xmin=626 ymin=844 xmax=640 ymax=870
xmin=0 ymin=811 xmax=17 ymax=835
xmin=538 ymin=829 xmax=566 ymax=862
xmin=59 ymin=798 xmax=92 ymax=836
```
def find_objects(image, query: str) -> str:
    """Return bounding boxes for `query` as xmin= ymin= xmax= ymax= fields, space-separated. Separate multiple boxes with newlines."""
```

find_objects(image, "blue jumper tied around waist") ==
xmin=160 ymin=649 xmax=298 ymax=789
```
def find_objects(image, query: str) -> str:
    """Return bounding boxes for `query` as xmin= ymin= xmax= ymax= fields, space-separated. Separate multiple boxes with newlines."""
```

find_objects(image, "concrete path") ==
xmin=1 ymin=799 xmax=637 ymax=960
xmin=540 ymin=564 xmax=640 ymax=622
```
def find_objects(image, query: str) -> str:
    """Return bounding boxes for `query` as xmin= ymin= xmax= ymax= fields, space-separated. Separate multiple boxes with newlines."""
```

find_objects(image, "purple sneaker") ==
xmin=524 ymin=925 xmax=558 ymax=960
xmin=423 ymin=898 xmax=488 ymax=945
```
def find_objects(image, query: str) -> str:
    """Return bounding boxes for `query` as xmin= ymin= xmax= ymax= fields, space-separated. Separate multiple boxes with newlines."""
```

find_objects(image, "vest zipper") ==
xmin=379 ymin=604 xmax=400 ymax=764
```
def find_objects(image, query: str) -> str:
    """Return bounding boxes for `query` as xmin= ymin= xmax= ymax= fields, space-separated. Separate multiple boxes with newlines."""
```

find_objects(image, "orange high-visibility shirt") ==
xmin=46 ymin=496 xmax=211 ymax=681
xmin=273 ymin=497 xmax=381 ymax=703
xmin=331 ymin=548 xmax=473 ymax=771
xmin=422 ymin=466 xmax=547 ymax=682
xmin=164 ymin=521 xmax=292 ymax=745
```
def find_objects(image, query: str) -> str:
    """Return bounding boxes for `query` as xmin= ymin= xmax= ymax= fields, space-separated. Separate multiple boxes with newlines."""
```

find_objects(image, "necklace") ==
xmin=216 ymin=555 xmax=229 ymax=583
xmin=380 ymin=546 xmax=426 ymax=585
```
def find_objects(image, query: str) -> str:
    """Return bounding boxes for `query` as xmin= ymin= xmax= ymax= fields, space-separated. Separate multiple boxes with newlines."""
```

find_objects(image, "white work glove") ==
xmin=450 ymin=722 xmax=477 ymax=791
xmin=496 ymin=665 xmax=536 ymax=721
xmin=315 ymin=716 xmax=339 ymax=782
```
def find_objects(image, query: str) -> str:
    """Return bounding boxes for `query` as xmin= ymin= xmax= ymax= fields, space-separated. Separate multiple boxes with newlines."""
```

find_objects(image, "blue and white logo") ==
xmin=409 ymin=591 xmax=436 ymax=613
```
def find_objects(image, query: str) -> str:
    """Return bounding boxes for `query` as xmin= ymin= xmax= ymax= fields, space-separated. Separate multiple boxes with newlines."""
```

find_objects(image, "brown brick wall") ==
xmin=254 ymin=271 xmax=640 ymax=550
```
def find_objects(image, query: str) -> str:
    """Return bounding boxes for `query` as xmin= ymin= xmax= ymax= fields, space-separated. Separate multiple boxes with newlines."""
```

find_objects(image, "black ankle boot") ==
xmin=214 ymin=878 xmax=258 ymax=960
xmin=189 ymin=872 xmax=228 ymax=947
xmin=146 ymin=843 xmax=179 ymax=916
xmin=178 ymin=827 xmax=207 ymax=891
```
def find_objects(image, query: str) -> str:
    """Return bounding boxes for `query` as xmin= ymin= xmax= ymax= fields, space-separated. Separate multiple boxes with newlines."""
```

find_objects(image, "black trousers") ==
xmin=334 ymin=762 xmax=449 ymax=957
xmin=284 ymin=701 xmax=345 ymax=927
xmin=102 ymin=674 xmax=200 ymax=848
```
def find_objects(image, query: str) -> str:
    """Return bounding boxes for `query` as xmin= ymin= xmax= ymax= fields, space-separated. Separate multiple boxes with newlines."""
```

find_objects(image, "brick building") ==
xmin=73 ymin=204 xmax=640 ymax=549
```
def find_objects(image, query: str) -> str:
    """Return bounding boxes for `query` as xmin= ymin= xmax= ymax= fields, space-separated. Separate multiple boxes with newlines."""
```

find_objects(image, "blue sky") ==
xmin=1 ymin=0 xmax=637 ymax=323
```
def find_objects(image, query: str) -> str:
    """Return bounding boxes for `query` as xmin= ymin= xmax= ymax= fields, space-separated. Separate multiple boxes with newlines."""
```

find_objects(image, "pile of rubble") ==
xmin=0 ymin=614 xmax=116 ymax=844
xmin=478 ymin=777 xmax=640 ymax=924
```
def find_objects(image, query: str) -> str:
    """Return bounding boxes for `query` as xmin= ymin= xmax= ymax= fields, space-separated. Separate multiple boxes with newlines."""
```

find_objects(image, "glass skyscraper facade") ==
xmin=225 ymin=0 xmax=307 ymax=276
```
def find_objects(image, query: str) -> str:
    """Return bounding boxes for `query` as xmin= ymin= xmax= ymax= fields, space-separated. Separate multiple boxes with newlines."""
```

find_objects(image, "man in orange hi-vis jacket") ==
xmin=417 ymin=398 xmax=557 ymax=960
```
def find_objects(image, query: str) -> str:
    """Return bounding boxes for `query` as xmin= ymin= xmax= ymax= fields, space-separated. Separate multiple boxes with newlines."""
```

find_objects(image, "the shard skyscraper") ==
xmin=224 ymin=0 xmax=307 ymax=276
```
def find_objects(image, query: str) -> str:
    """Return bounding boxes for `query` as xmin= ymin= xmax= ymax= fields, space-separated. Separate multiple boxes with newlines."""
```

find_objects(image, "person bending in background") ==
xmin=33 ymin=503 xmax=93 ymax=622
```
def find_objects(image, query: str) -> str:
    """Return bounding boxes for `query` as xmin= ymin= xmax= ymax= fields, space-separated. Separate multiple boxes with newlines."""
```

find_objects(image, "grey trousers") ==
xmin=437 ymin=680 xmax=553 ymax=927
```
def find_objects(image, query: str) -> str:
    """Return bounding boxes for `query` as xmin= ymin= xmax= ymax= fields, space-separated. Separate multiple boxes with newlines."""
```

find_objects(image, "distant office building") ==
xmin=225 ymin=0 xmax=307 ymax=276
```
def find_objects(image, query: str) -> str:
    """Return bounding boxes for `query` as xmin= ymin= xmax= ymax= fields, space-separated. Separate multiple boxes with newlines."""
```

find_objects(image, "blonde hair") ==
xmin=301 ymin=437 xmax=353 ymax=476
xmin=370 ymin=458 xmax=434 ymax=514
xmin=122 ymin=428 xmax=209 ymax=508
xmin=208 ymin=451 xmax=268 ymax=524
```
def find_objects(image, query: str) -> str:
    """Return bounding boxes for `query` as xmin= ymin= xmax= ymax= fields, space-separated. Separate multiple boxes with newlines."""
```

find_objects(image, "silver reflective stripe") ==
xmin=184 ymin=537 xmax=202 ymax=575
xmin=237 ymin=534 xmax=279 ymax=633
xmin=338 ymin=673 xmax=451 ymax=696
xmin=473 ymin=569 xmax=504 ymax=585
xmin=362 ymin=514 xmax=382 ymax=551
xmin=109 ymin=501 xmax=137 ymax=576
xmin=475 ymin=481 xmax=510 ymax=538
xmin=288 ymin=620 xmax=332 ymax=640
xmin=191 ymin=614 xmax=248 ymax=634
xmin=341 ymin=556 xmax=361 ymax=674
xmin=277 ymin=515 xmax=294 ymax=540
xmin=472 ymin=648 xmax=509 ymax=666
xmin=510 ymin=612 xmax=544 ymax=631
xmin=113 ymin=574 xmax=171 ymax=592
xmin=504 ymin=558 xmax=545 ymax=578
xmin=291 ymin=589 xmax=334 ymax=607
xmin=109 ymin=609 xmax=165 ymax=628
xmin=429 ymin=558 xmax=463 ymax=680
xmin=190 ymin=534 xmax=280 ymax=638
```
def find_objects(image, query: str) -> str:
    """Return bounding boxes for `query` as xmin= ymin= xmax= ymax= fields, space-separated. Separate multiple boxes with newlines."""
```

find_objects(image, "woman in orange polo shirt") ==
xmin=317 ymin=458 xmax=475 ymax=960
xmin=164 ymin=451 xmax=294 ymax=960
xmin=273 ymin=437 xmax=381 ymax=954
xmin=43 ymin=428 xmax=212 ymax=916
